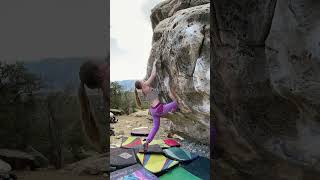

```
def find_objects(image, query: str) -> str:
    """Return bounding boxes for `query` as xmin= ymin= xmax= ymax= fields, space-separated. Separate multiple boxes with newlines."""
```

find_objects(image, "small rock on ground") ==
xmin=0 ymin=159 xmax=11 ymax=173
xmin=179 ymin=138 xmax=210 ymax=158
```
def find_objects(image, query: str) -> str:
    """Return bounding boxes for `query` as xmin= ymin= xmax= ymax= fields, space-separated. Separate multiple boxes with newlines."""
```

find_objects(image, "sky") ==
xmin=110 ymin=0 xmax=162 ymax=81
xmin=0 ymin=0 xmax=108 ymax=61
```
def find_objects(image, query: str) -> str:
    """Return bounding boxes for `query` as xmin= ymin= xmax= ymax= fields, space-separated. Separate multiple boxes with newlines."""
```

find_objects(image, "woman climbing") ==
xmin=78 ymin=59 xmax=109 ymax=152
xmin=134 ymin=58 xmax=179 ymax=151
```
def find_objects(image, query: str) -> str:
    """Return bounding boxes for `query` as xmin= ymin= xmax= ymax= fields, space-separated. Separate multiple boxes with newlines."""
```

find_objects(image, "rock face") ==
xmin=212 ymin=0 xmax=320 ymax=179
xmin=147 ymin=0 xmax=210 ymax=144
xmin=150 ymin=0 xmax=210 ymax=29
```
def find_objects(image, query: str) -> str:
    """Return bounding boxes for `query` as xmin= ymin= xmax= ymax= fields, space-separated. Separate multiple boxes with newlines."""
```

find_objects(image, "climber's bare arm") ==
xmin=145 ymin=59 xmax=158 ymax=86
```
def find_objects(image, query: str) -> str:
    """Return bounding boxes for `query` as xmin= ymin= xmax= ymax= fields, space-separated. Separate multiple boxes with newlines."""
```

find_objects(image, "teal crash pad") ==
xmin=159 ymin=166 xmax=201 ymax=180
xmin=163 ymin=147 xmax=198 ymax=162
xmin=181 ymin=156 xmax=210 ymax=180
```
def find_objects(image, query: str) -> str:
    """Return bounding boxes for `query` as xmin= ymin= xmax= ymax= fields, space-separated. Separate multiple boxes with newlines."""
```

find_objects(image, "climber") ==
xmin=134 ymin=58 xmax=179 ymax=151
xmin=78 ymin=58 xmax=109 ymax=152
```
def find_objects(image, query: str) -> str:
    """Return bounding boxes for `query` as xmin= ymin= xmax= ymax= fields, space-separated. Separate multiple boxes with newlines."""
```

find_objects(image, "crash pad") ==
xmin=149 ymin=140 xmax=170 ymax=148
xmin=159 ymin=167 xmax=201 ymax=180
xmin=122 ymin=137 xmax=169 ymax=149
xmin=163 ymin=147 xmax=198 ymax=162
xmin=110 ymin=148 xmax=137 ymax=168
xmin=137 ymin=144 xmax=163 ymax=154
xmin=136 ymin=153 xmax=179 ymax=174
xmin=163 ymin=139 xmax=180 ymax=147
xmin=131 ymin=127 xmax=149 ymax=136
xmin=121 ymin=137 xmax=143 ymax=149
xmin=181 ymin=156 xmax=210 ymax=180
xmin=110 ymin=164 xmax=158 ymax=180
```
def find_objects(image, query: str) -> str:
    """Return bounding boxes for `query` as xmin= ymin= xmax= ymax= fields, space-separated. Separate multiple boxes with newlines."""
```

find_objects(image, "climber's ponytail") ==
xmin=134 ymin=88 xmax=142 ymax=109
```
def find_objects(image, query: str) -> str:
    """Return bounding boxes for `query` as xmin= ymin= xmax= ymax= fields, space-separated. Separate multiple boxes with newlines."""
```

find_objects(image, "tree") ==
xmin=0 ymin=61 xmax=43 ymax=148
xmin=110 ymin=82 xmax=123 ymax=109
xmin=46 ymin=93 xmax=63 ymax=169
xmin=0 ymin=61 xmax=42 ymax=105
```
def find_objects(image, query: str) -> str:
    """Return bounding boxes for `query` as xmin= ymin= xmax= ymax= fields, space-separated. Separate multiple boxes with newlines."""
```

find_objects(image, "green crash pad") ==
xmin=159 ymin=167 xmax=201 ymax=180
xmin=110 ymin=164 xmax=158 ymax=180
xmin=163 ymin=147 xmax=198 ymax=162
xmin=110 ymin=148 xmax=137 ymax=169
xmin=182 ymin=156 xmax=210 ymax=180
xmin=136 ymin=153 xmax=179 ymax=174
xmin=131 ymin=127 xmax=149 ymax=136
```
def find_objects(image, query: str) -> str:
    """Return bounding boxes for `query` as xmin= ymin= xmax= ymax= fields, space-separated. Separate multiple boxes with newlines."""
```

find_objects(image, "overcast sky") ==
xmin=110 ymin=0 xmax=162 ymax=81
xmin=0 ymin=0 xmax=108 ymax=62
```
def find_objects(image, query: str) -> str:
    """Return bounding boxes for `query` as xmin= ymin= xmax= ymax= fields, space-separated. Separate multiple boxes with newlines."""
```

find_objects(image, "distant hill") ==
xmin=116 ymin=80 xmax=136 ymax=92
xmin=24 ymin=58 xmax=135 ymax=94
xmin=25 ymin=57 xmax=91 ymax=93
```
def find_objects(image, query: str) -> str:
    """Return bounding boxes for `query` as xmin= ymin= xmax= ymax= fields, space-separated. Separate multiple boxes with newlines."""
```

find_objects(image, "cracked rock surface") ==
xmin=212 ymin=0 xmax=320 ymax=179
xmin=146 ymin=1 xmax=210 ymax=144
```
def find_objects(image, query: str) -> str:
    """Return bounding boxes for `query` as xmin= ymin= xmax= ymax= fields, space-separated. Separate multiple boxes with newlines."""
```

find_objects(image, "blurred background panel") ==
xmin=0 ymin=0 xmax=109 ymax=179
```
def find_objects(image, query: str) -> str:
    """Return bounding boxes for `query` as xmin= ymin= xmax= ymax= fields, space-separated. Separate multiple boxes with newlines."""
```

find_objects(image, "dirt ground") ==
xmin=110 ymin=109 xmax=173 ymax=147
xmin=110 ymin=109 xmax=210 ymax=158
xmin=14 ymin=169 xmax=106 ymax=180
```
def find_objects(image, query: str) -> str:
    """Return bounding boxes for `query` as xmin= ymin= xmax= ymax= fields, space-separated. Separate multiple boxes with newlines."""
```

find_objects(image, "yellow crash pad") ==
xmin=136 ymin=153 xmax=179 ymax=173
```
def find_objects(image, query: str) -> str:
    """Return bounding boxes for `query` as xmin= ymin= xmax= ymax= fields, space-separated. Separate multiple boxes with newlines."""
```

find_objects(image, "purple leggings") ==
xmin=146 ymin=101 xmax=178 ymax=143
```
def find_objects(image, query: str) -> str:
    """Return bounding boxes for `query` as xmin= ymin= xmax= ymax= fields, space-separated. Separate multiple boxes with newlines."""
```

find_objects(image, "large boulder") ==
xmin=212 ymin=0 xmax=320 ymax=179
xmin=64 ymin=153 xmax=109 ymax=175
xmin=150 ymin=0 xmax=210 ymax=29
xmin=0 ymin=149 xmax=36 ymax=170
xmin=147 ymin=2 xmax=210 ymax=144
xmin=24 ymin=146 xmax=49 ymax=168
